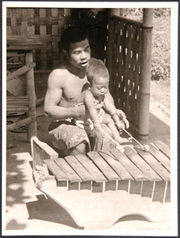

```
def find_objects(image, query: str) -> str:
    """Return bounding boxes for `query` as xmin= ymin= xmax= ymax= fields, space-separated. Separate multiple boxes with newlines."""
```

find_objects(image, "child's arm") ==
xmin=103 ymin=96 xmax=125 ymax=130
xmin=105 ymin=91 xmax=129 ymax=128
xmin=84 ymin=90 xmax=101 ymax=128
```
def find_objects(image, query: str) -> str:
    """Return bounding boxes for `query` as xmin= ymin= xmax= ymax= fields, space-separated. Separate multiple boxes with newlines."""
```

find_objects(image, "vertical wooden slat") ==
xmin=15 ymin=8 xmax=21 ymax=35
xmin=27 ymin=9 xmax=35 ymax=36
xmin=40 ymin=48 xmax=47 ymax=69
xmin=35 ymin=49 xmax=41 ymax=70
xmin=21 ymin=9 xmax=28 ymax=35
xmin=39 ymin=8 xmax=46 ymax=17
xmin=7 ymin=8 xmax=12 ymax=35
xmin=51 ymin=8 xmax=58 ymax=17
xmin=47 ymin=48 xmax=53 ymax=70
xmin=46 ymin=8 xmax=52 ymax=35
xmin=10 ymin=9 xmax=17 ymax=35
xmin=25 ymin=52 xmax=37 ymax=139
xmin=34 ymin=8 xmax=40 ymax=35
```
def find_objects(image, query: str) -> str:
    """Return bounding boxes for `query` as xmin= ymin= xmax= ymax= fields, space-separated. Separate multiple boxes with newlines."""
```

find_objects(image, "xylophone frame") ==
xmin=30 ymin=136 xmax=170 ymax=229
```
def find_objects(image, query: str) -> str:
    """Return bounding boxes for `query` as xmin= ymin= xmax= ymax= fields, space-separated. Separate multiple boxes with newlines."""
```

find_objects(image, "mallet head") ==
xmin=144 ymin=144 xmax=150 ymax=152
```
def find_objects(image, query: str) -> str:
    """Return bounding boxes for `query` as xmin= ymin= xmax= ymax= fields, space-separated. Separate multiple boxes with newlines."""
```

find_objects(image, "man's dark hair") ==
xmin=59 ymin=25 xmax=89 ymax=53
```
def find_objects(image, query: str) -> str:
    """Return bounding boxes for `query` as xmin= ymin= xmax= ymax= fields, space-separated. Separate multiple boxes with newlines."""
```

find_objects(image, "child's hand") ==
xmin=94 ymin=100 xmax=103 ymax=110
xmin=115 ymin=119 xmax=125 ymax=130
xmin=115 ymin=136 xmax=129 ymax=144
xmin=116 ymin=109 xmax=129 ymax=129
xmin=93 ymin=121 xmax=101 ymax=130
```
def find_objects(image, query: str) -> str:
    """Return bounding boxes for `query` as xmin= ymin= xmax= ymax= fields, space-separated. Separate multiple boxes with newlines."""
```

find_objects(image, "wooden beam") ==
xmin=7 ymin=62 xmax=36 ymax=81
xmin=7 ymin=115 xmax=36 ymax=131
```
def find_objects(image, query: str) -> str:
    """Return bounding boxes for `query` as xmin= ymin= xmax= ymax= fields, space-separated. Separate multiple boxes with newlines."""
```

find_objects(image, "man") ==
xmin=44 ymin=26 xmax=128 ymax=156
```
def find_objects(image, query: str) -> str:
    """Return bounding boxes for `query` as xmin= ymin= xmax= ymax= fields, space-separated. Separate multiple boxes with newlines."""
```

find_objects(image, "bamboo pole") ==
xmin=25 ymin=51 xmax=37 ymax=139
xmin=138 ymin=8 xmax=153 ymax=140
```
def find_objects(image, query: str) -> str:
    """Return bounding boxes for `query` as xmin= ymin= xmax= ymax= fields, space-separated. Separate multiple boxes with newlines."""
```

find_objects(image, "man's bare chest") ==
xmin=62 ymin=76 xmax=87 ymax=102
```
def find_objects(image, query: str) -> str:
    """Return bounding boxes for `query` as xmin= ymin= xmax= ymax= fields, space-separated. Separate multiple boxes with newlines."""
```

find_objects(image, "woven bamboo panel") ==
xmin=7 ymin=8 xmax=71 ymax=70
xmin=106 ymin=16 xmax=143 ymax=129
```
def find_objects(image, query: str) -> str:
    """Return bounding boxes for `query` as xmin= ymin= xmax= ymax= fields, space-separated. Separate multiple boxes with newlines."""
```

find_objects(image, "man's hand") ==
xmin=74 ymin=103 xmax=86 ymax=119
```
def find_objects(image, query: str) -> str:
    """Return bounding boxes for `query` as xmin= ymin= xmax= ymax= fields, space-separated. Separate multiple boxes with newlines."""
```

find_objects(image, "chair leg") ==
xmin=25 ymin=52 xmax=37 ymax=139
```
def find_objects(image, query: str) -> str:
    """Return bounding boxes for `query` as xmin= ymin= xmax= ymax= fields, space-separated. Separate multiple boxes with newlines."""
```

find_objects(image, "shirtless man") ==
xmin=44 ymin=26 xmax=128 ymax=156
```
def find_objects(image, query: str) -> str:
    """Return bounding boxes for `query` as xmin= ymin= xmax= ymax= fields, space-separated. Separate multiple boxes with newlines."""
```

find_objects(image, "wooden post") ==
xmin=109 ymin=9 xmax=123 ymax=17
xmin=25 ymin=51 xmax=37 ymax=139
xmin=138 ymin=8 xmax=153 ymax=140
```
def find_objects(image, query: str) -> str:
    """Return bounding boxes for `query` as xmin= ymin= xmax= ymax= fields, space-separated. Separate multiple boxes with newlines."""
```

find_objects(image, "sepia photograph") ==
xmin=2 ymin=1 xmax=178 ymax=236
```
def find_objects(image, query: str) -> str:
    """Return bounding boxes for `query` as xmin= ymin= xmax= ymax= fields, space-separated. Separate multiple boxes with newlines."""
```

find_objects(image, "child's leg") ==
xmin=102 ymin=113 xmax=128 ymax=144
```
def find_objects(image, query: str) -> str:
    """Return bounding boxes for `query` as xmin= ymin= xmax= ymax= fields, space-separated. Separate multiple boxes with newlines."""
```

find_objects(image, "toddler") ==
xmin=76 ymin=58 xmax=128 ymax=144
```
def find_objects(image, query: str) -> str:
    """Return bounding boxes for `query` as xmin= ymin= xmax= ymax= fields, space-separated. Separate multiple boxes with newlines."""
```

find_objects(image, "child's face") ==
xmin=91 ymin=76 xmax=109 ymax=97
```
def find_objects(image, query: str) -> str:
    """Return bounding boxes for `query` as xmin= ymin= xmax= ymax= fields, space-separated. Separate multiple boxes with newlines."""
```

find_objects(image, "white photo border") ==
xmin=2 ymin=1 xmax=178 ymax=236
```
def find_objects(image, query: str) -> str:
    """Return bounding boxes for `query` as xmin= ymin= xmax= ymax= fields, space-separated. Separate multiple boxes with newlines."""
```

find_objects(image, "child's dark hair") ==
xmin=59 ymin=25 xmax=89 ymax=52
xmin=87 ymin=58 xmax=109 ymax=84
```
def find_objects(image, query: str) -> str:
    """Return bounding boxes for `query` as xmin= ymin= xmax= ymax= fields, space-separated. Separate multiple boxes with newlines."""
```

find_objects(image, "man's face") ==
xmin=68 ymin=39 xmax=91 ymax=69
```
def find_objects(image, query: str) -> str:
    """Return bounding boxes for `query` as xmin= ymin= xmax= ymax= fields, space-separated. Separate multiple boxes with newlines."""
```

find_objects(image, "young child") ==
xmin=76 ymin=58 xmax=128 ymax=144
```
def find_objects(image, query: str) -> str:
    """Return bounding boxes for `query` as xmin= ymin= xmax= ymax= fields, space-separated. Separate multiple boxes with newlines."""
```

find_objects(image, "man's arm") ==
xmin=44 ymin=69 xmax=84 ymax=119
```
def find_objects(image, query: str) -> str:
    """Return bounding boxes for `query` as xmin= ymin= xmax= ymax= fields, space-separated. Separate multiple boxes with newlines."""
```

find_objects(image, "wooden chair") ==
xmin=6 ymin=37 xmax=41 ymax=139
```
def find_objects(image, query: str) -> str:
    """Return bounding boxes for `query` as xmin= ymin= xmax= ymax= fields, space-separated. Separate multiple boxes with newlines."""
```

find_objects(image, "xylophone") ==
xmin=31 ymin=137 xmax=170 ymax=229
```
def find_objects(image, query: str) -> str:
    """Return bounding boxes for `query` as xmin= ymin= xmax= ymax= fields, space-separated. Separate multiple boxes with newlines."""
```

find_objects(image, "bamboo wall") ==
xmin=7 ymin=8 xmax=107 ymax=70
xmin=106 ymin=16 xmax=143 ymax=130
xmin=7 ymin=8 xmax=147 ymax=133
xmin=7 ymin=8 xmax=71 ymax=70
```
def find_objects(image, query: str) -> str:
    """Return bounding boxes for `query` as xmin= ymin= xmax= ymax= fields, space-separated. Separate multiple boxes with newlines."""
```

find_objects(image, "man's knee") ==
xmin=69 ymin=142 xmax=87 ymax=155
xmin=76 ymin=142 xmax=87 ymax=153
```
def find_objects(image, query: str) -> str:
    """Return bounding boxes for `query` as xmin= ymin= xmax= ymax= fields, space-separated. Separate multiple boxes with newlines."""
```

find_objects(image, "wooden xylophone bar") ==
xmin=31 ymin=137 xmax=170 ymax=203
